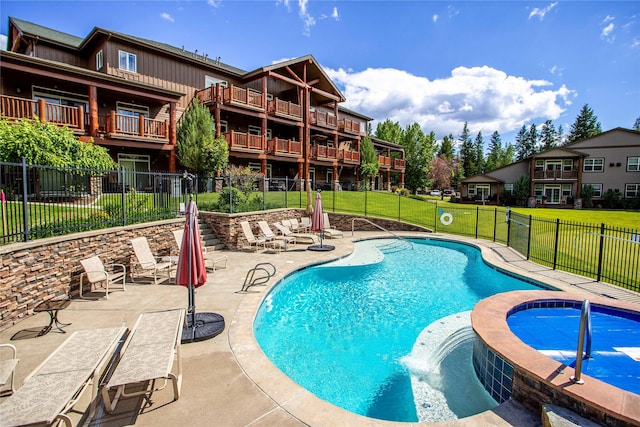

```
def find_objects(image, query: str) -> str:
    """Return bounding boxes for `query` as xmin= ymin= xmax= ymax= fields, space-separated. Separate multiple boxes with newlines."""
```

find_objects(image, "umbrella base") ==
xmin=307 ymin=244 xmax=335 ymax=251
xmin=181 ymin=312 xmax=225 ymax=343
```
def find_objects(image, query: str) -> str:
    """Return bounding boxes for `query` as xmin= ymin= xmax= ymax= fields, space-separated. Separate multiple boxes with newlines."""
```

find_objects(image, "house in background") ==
xmin=1 ymin=17 xmax=404 ymax=191
xmin=460 ymin=128 xmax=640 ymax=206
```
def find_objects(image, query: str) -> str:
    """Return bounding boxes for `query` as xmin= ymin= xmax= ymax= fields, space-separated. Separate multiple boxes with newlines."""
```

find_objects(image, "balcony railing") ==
xmin=1 ymin=95 xmax=83 ymax=130
xmin=339 ymin=149 xmax=360 ymax=164
xmin=393 ymin=158 xmax=406 ymax=170
xmin=339 ymin=118 xmax=362 ymax=135
xmin=223 ymin=86 xmax=264 ymax=111
xmin=267 ymin=138 xmax=302 ymax=156
xmin=312 ymin=145 xmax=337 ymax=160
xmin=310 ymin=111 xmax=337 ymax=129
xmin=195 ymin=86 xmax=219 ymax=105
xmin=533 ymin=170 xmax=578 ymax=180
xmin=107 ymin=112 xmax=168 ymax=141
xmin=223 ymin=131 xmax=265 ymax=151
xmin=378 ymin=155 xmax=391 ymax=168
xmin=268 ymin=99 xmax=303 ymax=120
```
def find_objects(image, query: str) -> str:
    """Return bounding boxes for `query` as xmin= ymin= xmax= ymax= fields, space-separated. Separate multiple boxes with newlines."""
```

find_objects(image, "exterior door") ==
xmin=544 ymin=185 xmax=561 ymax=204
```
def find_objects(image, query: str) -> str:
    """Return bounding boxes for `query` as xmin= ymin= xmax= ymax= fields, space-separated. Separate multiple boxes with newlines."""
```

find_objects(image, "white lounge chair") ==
xmin=130 ymin=236 xmax=175 ymax=285
xmin=79 ymin=255 xmax=126 ymax=299
xmin=0 ymin=344 xmax=19 ymax=396
xmin=239 ymin=221 xmax=267 ymax=251
xmin=172 ymin=229 xmax=228 ymax=271
xmin=322 ymin=213 xmax=344 ymax=238
xmin=258 ymin=220 xmax=295 ymax=250
xmin=0 ymin=327 xmax=126 ymax=427
xmin=102 ymin=309 xmax=185 ymax=414
xmin=273 ymin=222 xmax=320 ymax=244
xmin=289 ymin=217 xmax=309 ymax=233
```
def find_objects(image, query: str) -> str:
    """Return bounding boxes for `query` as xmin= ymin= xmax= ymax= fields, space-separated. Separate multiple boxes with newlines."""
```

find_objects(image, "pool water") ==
xmin=508 ymin=305 xmax=640 ymax=394
xmin=254 ymin=239 xmax=546 ymax=422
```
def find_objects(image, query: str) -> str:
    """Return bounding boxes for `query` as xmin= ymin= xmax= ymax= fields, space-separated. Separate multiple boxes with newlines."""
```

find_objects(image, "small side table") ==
xmin=33 ymin=298 xmax=71 ymax=336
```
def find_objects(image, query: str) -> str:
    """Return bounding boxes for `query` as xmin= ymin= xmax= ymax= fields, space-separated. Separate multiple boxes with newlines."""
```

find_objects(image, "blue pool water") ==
xmin=254 ymin=239 xmax=548 ymax=422
xmin=508 ymin=304 xmax=640 ymax=394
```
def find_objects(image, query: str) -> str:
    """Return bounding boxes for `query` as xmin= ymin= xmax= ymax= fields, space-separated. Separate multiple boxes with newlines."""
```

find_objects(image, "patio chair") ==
xmin=79 ymin=255 xmax=126 ymax=299
xmin=273 ymin=222 xmax=320 ymax=245
xmin=172 ymin=230 xmax=228 ymax=271
xmin=322 ymin=213 xmax=344 ymax=238
xmin=0 ymin=344 xmax=19 ymax=396
xmin=130 ymin=237 xmax=175 ymax=285
xmin=289 ymin=217 xmax=309 ymax=233
xmin=258 ymin=220 xmax=295 ymax=250
xmin=239 ymin=221 xmax=267 ymax=251
xmin=300 ymin=217 xmax=312 ymax=230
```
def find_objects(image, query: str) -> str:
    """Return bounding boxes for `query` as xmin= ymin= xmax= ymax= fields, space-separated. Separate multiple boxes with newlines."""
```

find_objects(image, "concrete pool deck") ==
xmin=1 ymin=231 xmax=639 ymax=426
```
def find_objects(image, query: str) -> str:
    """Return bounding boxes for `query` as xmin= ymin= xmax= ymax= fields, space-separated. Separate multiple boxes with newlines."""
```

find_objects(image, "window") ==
xmin=248 ymin=125 xmax=261 ymax=136
xmin=205 ymin=76 xmax=228 ymax=88
xmin=468 ymin=184 xmax=476 ymax=196
xmin=535 ymin=160 xmax=544 ymax=171
xmin=563 ymin=159 xmax=573 ymax=171
xmin=583 ymin=183 xmax=602 ymax=198
xmin=626 ymin=184 xmax=640 ymax=198
xmin=562 ymin=184 xmax=572 ymax=196
xmin=503 ymin=183 xmax=514 ymax=194
xmin=534 ymin=184 xmax=543 ymax=196
xmin=118 ymin=50 xmax=137 ymax=73
xmin=96 ymin=50 xmax=103 ymax=70
xmin=628 ymin=157 xmax=640 ymax=172
xmin=219 ymin=120 xmax=228 ymax=133
xmin=583 ymin=158 xmax=604 ymax=172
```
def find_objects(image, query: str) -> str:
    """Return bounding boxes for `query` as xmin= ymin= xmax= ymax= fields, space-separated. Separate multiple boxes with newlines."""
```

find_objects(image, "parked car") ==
xmin=429 ymin=189 xmax=442 ymax=197
xmin=443 ymin=189 xmax=456 ymax=196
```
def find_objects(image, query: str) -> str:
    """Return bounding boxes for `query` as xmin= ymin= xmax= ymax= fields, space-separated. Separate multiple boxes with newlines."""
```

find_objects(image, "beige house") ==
xmin=461 ymin=128 xmax=640 ymax=206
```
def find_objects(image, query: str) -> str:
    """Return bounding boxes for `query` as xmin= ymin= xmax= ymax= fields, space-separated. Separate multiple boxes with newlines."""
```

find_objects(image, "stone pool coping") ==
xmin=472 ymin=290 xmax=640 ymax=426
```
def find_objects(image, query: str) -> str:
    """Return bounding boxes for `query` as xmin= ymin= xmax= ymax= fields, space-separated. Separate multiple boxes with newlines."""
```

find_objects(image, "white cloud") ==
xmin=632 ymin=38 xmax=640 ymax=48
xmin=602 ymin=15 xmax=615 ymax=24
xmin=601 ymin=22 xmax=615 ymax=42
xmin=332 ymin=7 xmax=339 ymax=21
xmin=529 ymin=2 xmax=558 ymax=21
xmin=0 ymin=34 xmax=7 ymax=51
xmin=161 ymin=13 xmax=174 ymax=23
xmin=325 ymin=65 xmax=575 ymax=138
xmin=432 ymin=14 xmax=439 ymax=23
xmin=298 ymin=0 xmax=316 ymax=36
xmin=207 ymin=0 xmax=221 ymax=7
xmin=549 ymin=65 xmax=564 ymax=76
xmin=447 ymin=5 xmax=459 ymax=19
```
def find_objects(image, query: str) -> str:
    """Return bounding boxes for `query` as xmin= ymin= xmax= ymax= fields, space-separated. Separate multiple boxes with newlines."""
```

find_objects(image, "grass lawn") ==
xmin=510 ymin=207 xmax=640 ymax=229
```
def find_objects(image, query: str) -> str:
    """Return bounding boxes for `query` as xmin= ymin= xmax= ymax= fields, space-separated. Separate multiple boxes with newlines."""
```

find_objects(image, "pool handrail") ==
xmin=571 ymin=299 xmax=592 ymax=384
xmin=350 ymin=217 xmax=414 ymax=250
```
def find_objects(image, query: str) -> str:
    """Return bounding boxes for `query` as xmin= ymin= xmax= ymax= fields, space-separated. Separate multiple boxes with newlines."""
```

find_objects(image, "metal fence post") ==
xmin=596 ymin=223 xmax=605 ymax=282
xmin=506 ymin=207 xmax=511 ymax=247
xmin=21 ymin=157 xmax=29 ymax=242
xmin=364 ymin=189 xmax=368 ymax=216
xmin=262 ymin=177 xmax=267 ymax=211
xmin=433 ymin=201 xmax=438 ymax=232
xmin=119 ymin=166 xmax=127 ymax=226
xmin=526 ymin=214 xmax=533 ymax=259
xmin=285 ymin=177 xmax=288 ymax=208
xmin=475 ymin=206 xmax=479 ymax=239
xmin=493 ymin=208 xmax=497 ymax=242
xmin=229 ymin=174 xmax=233 ymax=214
xmin=398 ymin=192 xmax=401 ymax=221
xmin=553 ymin=218 xmax=560 ymax=269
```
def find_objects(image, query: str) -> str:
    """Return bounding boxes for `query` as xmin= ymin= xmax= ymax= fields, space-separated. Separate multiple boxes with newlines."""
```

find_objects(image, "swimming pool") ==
xmin=507 ymin=302 xmax=640 ymax=394
xmin=254 ymin=238 xmax=550 ymax=422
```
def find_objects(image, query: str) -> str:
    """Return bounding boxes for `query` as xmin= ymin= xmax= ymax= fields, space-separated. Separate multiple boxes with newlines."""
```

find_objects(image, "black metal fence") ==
xmin=2 ymin=161 xmax=638 ymax=292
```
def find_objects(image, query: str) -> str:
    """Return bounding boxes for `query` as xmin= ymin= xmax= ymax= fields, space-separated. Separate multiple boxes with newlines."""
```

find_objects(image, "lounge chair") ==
xmin=102 ymin=309 xmax=185 ymax=414
xmin=172 ymin=229 xmax=228 ymax=271
xmin=79 ymin=255 xmax=126 ymax=299
xmin=301 ymin=217 xmax=312 ymax=230
xmin=239 ymin=221 xmax=284 ymax=253
xmin=289 ymin=217 xmax=308 ymax=233
xmin=273 ymin=222 xmax=320 ymax=244
xmin=258 ymin=220 xmax=295 ymax=250
xmin=0 ymin=327 xmax=126 ymax=427
xmin=130 ymin=236 xmax=175 ymax=285
xmin=0 ymin=344 xmax=19 ymax=396
xmin=322 ymin=213 xmax=344 ymax=238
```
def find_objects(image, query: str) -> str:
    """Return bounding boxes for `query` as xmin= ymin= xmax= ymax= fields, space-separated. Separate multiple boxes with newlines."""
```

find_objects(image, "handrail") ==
xmin=350 ymin=217 xmax=413 ymax=250
xmin=240 ymin=262 xmax=276 ymax=292
xmin=570 ymin=299 xmax=592 ymax=384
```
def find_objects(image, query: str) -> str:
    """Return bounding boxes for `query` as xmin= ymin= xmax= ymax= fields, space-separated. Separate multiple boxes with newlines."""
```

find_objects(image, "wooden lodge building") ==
xmin=1 ymin=17 xmax=405 ymax=192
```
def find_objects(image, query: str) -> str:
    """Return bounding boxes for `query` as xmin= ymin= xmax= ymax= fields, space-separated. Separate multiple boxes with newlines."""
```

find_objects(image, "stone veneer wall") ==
xmin=1 ymin=209 xmax=429 ymax=330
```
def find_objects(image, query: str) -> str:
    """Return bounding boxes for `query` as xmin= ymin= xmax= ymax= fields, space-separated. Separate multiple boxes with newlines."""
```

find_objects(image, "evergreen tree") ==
xmin=633 ymin=116 xmax=640 ymax=130
xmin=438 ymin=134 xmax=455 ymax=160
xmin=459 ymin=122 xmax=476 ymax=177
xmin=540 ymin=120 xmax=557 ymax=151
xmin=567 ymin=104 xmax=602 ymax=143
xmin=177 ymin=100 xmax=229 ymax=179
xmin=359 ymin=136 xmax=379 ymax=189
xmin=528 ymin=123 xmax=539 ymax=155
xmin=486 ymin=131 xmax=503 ymax=171
xmin=402 ymin=123 xmax=435 ymax=193
xmin=558 ymin=124 xmax=567 ymax=146
xmin=375 ymin=119 xmax=404 ymax=144
xmin=502 ymin=144 xmax=516 ymax=166
xmin=474 ymin=131 xmax=485 ymax=174
xmin=515 ymin=125 xmax=531 ymax=160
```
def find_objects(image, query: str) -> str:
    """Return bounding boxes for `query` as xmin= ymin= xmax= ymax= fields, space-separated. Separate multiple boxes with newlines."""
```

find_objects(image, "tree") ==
xmin=459 ymin=122 xmax=476 ymax=177
xmin=540 ymin=120 xmax=557 ymax=151
xmin=0 ymin=118 xmax=115 ymax=169
xmin=567 ymin=104 xmax=602 ymax=143
xmin=513 ymin=175 xmax=530 ymax=206
xmin=401 ymin=123 xmax=435 ymax=193
xmin=429 ymin=155 xmax=454 ymax=191
xmin=438 ymin=134 xmax=455 ymax=160
xmin=474 ymin=131 xmax=485 ymax=174
xmin=528 ymin=124 xmax=539 ymax=155
xmin=486 ymin=131 xmax=503 ymax=171
xmin=176 ymin=100 xmax=229 ymax=180
xmin=634 ymin=116 xmax=640 ymax=130
xmin=359 ymin=136 xmax=379 ymax=190
xmin=515 ymin=125 xmax=531 ymax=160
xmin=375 ymin=119 xmax=404 ymax=144
xmin=501 ymin=144 xmax=515 ymax=167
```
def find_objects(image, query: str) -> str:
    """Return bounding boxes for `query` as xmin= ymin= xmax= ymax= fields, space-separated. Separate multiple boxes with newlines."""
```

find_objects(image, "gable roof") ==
xmin=9 ymin=17 xmax=83 ymax=49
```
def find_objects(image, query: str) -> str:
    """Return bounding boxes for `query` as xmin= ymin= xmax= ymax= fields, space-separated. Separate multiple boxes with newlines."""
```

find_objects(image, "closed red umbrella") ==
xmin=311 ymin=190 xmax=324 ymax=232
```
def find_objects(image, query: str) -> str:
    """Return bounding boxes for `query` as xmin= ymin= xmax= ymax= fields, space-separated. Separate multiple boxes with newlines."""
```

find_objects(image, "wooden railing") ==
xmin=312 ymin=145 xmax=337 ymax=160
xmin=267 ymin=138 xmax=302 ymax=156
xmin=1 ymin=95 xmax=83 ymax=129
xmin=107 ymin=112 xmax=168 ymax=140
xmin=268 ymin=99 xmax=303 ymax=120
xmin=310 ymin=111 xmax=337 ymax=129
xmin=340 ymin=149 xmax=360 ymax=164
xmin=223 ymin=131 xmax=265 ymax=151
xmin=339 ymin=118 xmax=361 ymax=134
xmin=533 ymin=170 xmax=578 ymax=180
xmin=195 ymin=86 xmax=219 ymax=105
xmin=393 ymin=158 xmax=406 ymax=170
xmin=378 ymin=155 xmax=391 ymax=167
xmin=223 ymin=86 xmax=264 ymax=110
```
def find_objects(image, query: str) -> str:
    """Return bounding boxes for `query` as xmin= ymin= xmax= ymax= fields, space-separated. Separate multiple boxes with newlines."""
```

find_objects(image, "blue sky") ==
xmin=1 ymin=1 xmax=638 ymax=145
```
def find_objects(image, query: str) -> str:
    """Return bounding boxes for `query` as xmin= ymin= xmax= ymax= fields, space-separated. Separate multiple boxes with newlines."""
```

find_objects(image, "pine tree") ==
xmin=474 ymin=131 xmax=485 ymax=174
xmin=402 ymin=123 xmax=434 ymax=193
xmin=438 ymin=134 xmax=455 ymax=160
xmin=567 ymin=104 xmax=602 ymax=143
xmin=359 ymin=136 xmax=379 ymax=189
xmin=459 ymin=122 xmax=476 ymax=177
xmin=528 ymin=124 xmax=539 ymax=155
xmin=486 ymin=131 xmax=503 ymax=171
xmin=540 ymin=120 xmax=557 ymax=151
xmin=633 ymin=116 xmax=640 ymax=130
xmin=515 ymin=125 xmax=530 ymax=160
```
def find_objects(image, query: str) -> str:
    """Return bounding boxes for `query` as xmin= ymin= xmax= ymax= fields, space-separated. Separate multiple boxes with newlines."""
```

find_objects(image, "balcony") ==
xmin=268 ymin=99 xmax=303 ymax=121
xmin=311 ymin=145 xmax=337 ymax=161
xmin=533 ymin=170 xmax=578 ymax=180
xmin=378 ymin=155 xmax=392 ymax=169
xmin=223 ymin=86 xmax=264 ymax=112
xmin=1 ymin=95 xmax=84 ymax=130
xmin=267 ymin=138 xmax=302 ymax=157
xmin=393 ymin=158 xmax=406 ymax=171
xmin=223 ymin=131 xmax=265 ymax=152
xmin=339 ymin=149 xmax=360 ymax=165
xmin=310 ymin=111 xmax=337 ymax=129
xmin=105 ymin=112 xmax=168 ymax=141
xmin=339 ymin=118 xmax=362 ymax=135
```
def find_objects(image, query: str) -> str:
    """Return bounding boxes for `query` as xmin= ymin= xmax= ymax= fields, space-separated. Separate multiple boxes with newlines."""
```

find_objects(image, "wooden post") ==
xmin=138 ymin=115 xmax=145 ymax=137
xmin=77 ymin=105 xmax=85 ymax=132
xmin=109 ymin=111 xmax=116 ymax=134
xmin=38 ymin=99 xmax=46 ymax=122
xmin=88 ymin=86 xmax=98 ymax=136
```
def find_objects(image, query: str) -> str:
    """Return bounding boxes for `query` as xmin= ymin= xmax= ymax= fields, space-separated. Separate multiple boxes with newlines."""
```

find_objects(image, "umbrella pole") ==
xmin=188 ymin=196 xmax=196 ymax=341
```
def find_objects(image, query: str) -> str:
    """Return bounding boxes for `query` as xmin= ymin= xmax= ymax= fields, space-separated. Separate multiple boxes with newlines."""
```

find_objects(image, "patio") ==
xmin=1 ymin=231 xmax=638 ymax=426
